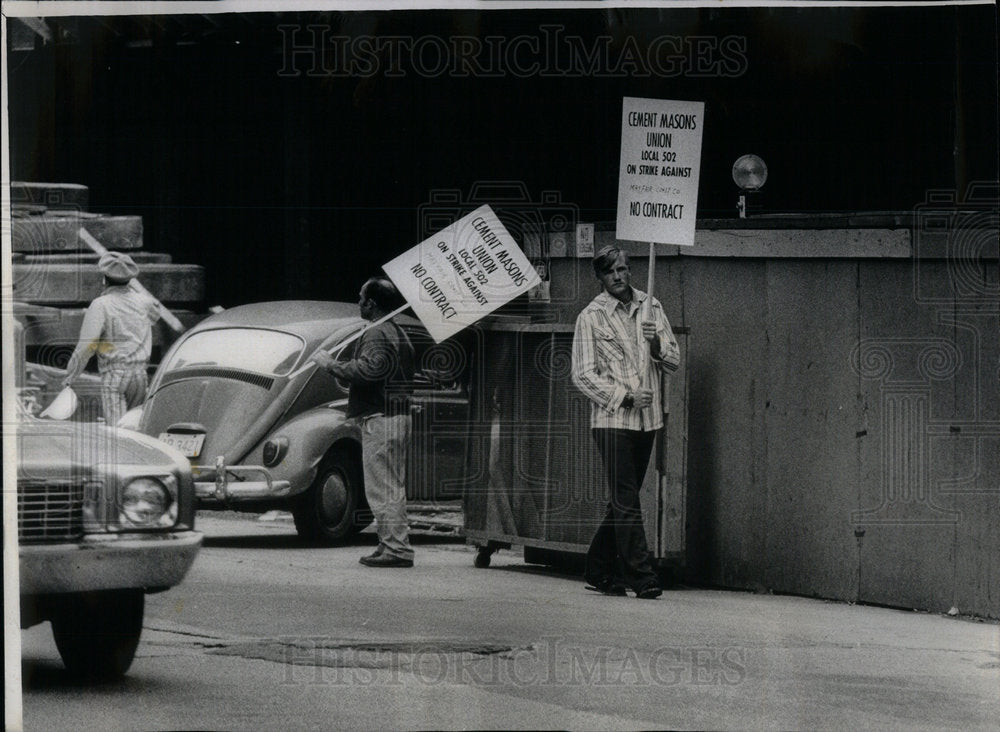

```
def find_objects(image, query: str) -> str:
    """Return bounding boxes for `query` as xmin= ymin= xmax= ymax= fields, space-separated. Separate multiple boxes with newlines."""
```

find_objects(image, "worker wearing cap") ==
xmin=63 ymin=252 xmax=161 ymax=425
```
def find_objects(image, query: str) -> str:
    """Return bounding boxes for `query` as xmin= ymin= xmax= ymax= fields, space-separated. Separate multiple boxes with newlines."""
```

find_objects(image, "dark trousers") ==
xmin=585 ymin=428 xmax=660 ymax=591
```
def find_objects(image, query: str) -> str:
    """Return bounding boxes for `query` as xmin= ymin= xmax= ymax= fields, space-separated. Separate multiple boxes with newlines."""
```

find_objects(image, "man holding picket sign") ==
xmin=309 ymin=205 xmax=539 ymax=567
xmin=311 ymin=277 xmax=416 ymax=567
xmin=571 ymin=246 xmax=680 ymax=598
xmin=572 ymin=96 xmax=703 ymax=598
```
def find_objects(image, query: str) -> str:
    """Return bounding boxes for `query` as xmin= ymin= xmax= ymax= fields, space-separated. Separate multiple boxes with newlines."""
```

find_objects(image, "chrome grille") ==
xmin=17 ymin=480 xmax=89 ymax=542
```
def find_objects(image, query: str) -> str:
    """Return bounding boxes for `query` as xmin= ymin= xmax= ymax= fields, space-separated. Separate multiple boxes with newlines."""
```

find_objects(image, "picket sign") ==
xmin=292 ymin=204 xmax=539 ymax=379
xmin=78 ymin=227 xmax=185 ymax=333
xmin=383 ymin=204 xmax=539 ymax=344
xmin=616 ymin=97 xmax=705 ymax=390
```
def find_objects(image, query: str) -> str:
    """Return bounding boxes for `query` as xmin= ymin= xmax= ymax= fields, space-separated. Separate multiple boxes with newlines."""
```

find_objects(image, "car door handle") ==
xmin=411 ymin=404 xmax=424 ymax=414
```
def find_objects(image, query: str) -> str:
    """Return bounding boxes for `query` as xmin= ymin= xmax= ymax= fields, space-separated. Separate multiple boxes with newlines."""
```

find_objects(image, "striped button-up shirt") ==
xmin=66 ymin=285 xmax=159 ymax=377
xmin=571 ymin=288 xmax=680 ymax=431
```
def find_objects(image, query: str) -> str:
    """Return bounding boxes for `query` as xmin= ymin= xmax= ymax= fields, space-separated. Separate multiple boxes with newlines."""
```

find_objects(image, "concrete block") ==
xmin=654 ymin=332 xmax=689 ymax=558
xmin=911 ymin=209 xmax=998 ymax=305
xmin=12 ymin=215 xmax=143 ymax=252
xmin=11 ymin=181 xmax=89 ymax=211
xmin=16 ymin=307 xmax=205 ymax=348
xmin=12 ymin=262 xmax=204 ymax=305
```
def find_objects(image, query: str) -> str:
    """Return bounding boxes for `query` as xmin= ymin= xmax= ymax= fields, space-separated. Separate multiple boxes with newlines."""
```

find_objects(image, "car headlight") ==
xmin=262 ymin=437 xmax=289 ymax=467
xmin=120 ymin=476 xmax=177 ymax=528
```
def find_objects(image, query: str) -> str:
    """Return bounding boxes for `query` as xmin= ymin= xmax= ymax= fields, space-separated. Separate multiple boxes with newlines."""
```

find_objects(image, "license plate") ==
xmin=159 ymin=432 xmax=206 ymax=458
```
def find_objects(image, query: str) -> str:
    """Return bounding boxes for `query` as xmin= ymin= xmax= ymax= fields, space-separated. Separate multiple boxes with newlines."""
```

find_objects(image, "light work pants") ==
xmin=361 ymin=413 xmax=414 ymax=560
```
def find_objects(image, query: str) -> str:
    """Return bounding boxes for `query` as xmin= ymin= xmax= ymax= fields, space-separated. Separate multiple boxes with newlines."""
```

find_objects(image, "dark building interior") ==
xmin=7 ymin=6 xmax=998 ymax=306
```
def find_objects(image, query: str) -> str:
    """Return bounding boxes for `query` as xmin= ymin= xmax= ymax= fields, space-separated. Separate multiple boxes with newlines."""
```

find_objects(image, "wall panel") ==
xmin=674 ymin=258 xmax=768 ymax=587
xmin=763 ymin=260 xmax=861 ymax=600
xmin=857 ymin=261 xmax=959 ymax=611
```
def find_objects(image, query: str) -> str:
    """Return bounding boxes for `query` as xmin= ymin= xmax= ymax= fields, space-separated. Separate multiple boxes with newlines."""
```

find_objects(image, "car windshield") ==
xmin=162 ymin=328 xmax=305 ymax=376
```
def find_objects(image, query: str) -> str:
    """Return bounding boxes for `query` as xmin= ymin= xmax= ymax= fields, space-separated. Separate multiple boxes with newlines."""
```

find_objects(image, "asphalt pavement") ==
xmin=16 ymin=512 xmax=1000 ymax=731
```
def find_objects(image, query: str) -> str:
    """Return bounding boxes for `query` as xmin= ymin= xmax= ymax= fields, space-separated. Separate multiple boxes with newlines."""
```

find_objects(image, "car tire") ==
xmin=50 ymin=589 xmax=144 ymax=681
xmin=293 ymin=446 xmax=370 ymax=545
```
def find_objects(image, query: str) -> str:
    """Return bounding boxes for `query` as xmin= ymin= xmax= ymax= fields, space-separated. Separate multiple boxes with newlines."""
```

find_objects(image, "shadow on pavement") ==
xmin=21 ymin=658 xmax=136 ymax=692
xmin=490 ymin=561 xmax=583 ymax=585
xmin=491 ymin=549 xmax=686 ymax=590
xmin=201 ymin=531 xmax=465 ymax=550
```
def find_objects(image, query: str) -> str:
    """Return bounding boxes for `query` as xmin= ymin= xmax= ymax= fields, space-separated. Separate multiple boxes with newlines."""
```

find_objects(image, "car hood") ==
xmin=17 ymin=419 xmax=184 ymax=476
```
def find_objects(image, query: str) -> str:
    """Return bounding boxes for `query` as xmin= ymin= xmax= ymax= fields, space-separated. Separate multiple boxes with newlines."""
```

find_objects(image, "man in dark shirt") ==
xmin=312 ymin=277 xmax=416 ymax=567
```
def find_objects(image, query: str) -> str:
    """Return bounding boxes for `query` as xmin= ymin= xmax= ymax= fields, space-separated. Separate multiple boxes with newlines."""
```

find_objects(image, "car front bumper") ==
xmin=19 ymin=530 xmax=203 ymax=595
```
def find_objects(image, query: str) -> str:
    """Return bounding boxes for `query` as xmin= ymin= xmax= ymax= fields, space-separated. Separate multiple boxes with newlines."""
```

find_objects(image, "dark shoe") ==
xmin=585 ymin=582 xmax=627 ymax=597
xmin=360 ymin=553 xmax=413 ymax=568
xmin=360 ymin=547 xmax=385 ymax=562
xmin=635 ymin=585 xmax=662 ymax=599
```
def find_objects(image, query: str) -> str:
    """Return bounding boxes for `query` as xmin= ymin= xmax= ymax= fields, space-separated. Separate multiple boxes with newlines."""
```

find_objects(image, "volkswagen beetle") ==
xmin=129 ymin=301 xmax=476 ymax=544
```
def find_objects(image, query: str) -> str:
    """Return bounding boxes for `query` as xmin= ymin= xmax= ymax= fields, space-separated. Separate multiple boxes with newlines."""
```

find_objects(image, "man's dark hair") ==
xmin=592 ymin=245 xmax=626 ymax=277
xmin=362 ymin=277 xmax=405 ymax=312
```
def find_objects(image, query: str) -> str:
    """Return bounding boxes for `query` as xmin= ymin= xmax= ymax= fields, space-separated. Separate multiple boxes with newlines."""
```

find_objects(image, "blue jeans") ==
xmin=585 ymin=428 xmax=660 ymax=592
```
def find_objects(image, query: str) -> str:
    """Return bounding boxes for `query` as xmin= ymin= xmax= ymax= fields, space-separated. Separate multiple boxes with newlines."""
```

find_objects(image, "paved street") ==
xmin=18 ymin=513 xmax=1000 ymax=731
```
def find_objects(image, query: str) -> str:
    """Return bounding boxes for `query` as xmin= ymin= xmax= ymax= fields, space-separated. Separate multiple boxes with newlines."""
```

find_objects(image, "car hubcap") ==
xmin=319 ymin=471 xmax=349 ymax=526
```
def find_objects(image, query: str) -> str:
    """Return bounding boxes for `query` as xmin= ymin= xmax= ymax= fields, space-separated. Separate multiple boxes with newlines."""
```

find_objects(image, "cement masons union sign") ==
xmin=383 ymin=204 xmax=540 ymax=343
xmin=616 ymin=97 xmax=705 ymax=246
